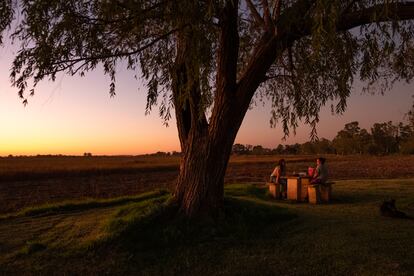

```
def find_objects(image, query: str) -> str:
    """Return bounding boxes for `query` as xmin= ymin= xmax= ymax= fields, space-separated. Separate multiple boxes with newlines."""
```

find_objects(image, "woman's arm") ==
xmin=312 ymin=166 xmax=320 ymax=179
xmin=275 ymin=167 xmax=281 ymax=183
xmin=271 ymin=166 xmax=278 ymax=176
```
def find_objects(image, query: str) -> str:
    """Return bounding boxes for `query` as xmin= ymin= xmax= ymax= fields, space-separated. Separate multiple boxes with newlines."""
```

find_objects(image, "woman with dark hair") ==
xmin=311 ymin=157 xmax=328 ymax=184
xmin=270 ymin=159 xmax=287 ymax=198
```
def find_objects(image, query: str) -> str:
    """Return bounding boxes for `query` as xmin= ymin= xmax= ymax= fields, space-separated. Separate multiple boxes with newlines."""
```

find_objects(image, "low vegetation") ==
xmin=0 ymin=190 xmax=169 ymax=220
xmin=1 ymin=180 xmax=413 ymax=275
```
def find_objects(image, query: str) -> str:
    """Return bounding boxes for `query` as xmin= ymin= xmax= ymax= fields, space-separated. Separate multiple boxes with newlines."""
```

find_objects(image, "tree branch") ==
xmin=246 ymin=0 xmax=265 ymax=27
xmin=66 ymin=0 xmax=175 ymax=28
xmin=237 ymin=0 xmax=314 ymax=110
xmin=49 ymin=28 xmax=179 ymax=67
xmin=338 ymin=2 xmax=414 ymax=32
xmin=114 ymin=0 xmax=172 ymax=14
xmin=215 ymin=0 xmax=239 ymax=93
xmin=263 ymin=73 xmax=293 ymax=81
xmin=271 ymin=0 xmax=282 ymax=21
xmin=70 ymin=11 xmax=135 ymax=26
xmin=261 ymin=0 xmax=272 ymax=28
xmin=210 ymin=0 xmax=240 ymax=134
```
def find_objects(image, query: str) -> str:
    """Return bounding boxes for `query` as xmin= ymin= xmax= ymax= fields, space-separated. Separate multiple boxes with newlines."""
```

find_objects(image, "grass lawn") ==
xmin=0 ymin=179 xmax=413 ymax=275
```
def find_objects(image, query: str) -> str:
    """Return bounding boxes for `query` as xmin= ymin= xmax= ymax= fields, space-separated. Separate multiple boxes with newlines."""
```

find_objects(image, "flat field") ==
xmin=1 ymin=154 xmax=414 ymax=214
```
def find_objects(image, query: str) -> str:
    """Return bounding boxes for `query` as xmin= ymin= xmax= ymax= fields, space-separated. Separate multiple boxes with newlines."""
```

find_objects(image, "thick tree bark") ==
xmin=172 ymin=0 xmax=241 ymax=217
xmin=173 ymin=81 xmax=246 ymax=217
xmin=174 ymin=127 xmax=235 ymax=217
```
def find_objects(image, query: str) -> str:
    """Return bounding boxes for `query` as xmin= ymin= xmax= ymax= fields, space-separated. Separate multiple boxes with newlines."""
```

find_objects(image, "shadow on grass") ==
xmin=111 ymin=198 xmax=294 ymax=251
xmin=0 ymin=185 xmax=297 ymax=275
xmin=90 ymin=185 xmax=297 ymax=272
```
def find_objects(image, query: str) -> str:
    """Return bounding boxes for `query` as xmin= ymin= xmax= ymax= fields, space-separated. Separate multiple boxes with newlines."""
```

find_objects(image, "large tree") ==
xmin=2 ymin=0 xmax=414 ymax=217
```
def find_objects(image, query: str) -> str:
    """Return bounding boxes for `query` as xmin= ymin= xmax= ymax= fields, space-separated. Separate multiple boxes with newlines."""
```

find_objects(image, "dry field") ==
xmin=1 ymin=154 xmax=414 ymax=214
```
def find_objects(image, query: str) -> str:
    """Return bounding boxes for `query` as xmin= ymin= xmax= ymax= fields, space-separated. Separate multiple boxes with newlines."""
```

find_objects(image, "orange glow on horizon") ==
xmin=1 ymin=43 xmax=413 ymax=156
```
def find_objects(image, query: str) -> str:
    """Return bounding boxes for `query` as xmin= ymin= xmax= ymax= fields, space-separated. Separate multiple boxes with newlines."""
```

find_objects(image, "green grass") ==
xmin=0 ymin=189 xmax=169 ymax=220
xmin=0 ymin=179 xmax=413 ymax=275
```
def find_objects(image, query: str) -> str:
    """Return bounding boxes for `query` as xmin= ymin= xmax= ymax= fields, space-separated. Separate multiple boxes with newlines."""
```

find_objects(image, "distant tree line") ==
xmin=146 ymin=151 xmax=182 ymax=157
xmin=233 ymin=100 xmax=414 ymax=155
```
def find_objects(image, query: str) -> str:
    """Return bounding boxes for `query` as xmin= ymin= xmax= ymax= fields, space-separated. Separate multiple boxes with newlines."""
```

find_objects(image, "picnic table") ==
xmin=267 ymin=175 xmax=333 ymax=203
xmin=285 ymin=175 xmax=311 ymax=201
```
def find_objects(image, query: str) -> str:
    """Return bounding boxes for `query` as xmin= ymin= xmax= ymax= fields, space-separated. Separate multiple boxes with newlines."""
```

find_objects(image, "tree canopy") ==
xmin=1 ymin=1 xmax=413 ymax=134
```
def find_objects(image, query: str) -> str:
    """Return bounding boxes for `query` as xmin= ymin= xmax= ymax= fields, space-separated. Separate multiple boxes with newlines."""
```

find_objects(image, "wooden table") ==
xmin=285 ymin=176 xmax=312 ymax=201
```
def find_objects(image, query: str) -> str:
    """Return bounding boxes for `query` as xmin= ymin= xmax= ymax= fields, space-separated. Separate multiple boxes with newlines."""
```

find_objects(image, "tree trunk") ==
xmin=170 ymin=0 xmax=303 ymax=217
xmin=172 ymin=77 xmax=248 ymax=217
xmin=171 ymin=0 xmax=241 ymax=218
xmin=170 ymin=0 xmax=289 ymax=217
xmin=173 ymin=88 xmax=249 ymax=216
xmin=173 ymin=129 xmax=234 ymax=217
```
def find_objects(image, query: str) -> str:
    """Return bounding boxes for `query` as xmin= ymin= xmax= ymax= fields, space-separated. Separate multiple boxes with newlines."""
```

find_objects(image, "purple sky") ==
xmin=1 ymin=41 xmax=413 ymax=155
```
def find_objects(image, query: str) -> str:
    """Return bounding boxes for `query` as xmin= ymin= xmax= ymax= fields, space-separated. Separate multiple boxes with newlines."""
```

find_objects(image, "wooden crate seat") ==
xmin=267 ymin=182 xmax=281 ymax=199
xmin=320 ymin=182 xmax=334 ymax=203
xmin=307 ymin=184 xmax=321 ymax=204
xmin=308 ymin=182 xmax=335 ymax=204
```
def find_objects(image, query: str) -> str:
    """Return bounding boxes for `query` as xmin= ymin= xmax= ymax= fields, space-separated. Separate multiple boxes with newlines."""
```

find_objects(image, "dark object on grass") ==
xmin=380 ymin=199 xmax=412 ymax=219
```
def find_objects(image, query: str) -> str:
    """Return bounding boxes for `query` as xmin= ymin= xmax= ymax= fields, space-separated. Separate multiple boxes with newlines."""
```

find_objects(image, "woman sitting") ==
xmin=311 ymin=157 xmax=328 ymax=185
xmin=270 ymin=159 xmax=287 ymax=198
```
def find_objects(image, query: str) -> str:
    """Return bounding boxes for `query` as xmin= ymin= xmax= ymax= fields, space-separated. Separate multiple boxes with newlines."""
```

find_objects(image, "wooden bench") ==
xmin=267 ymin=182 xmax=281 ymax=199
xmin=307 ymin=184 xmax=320 ymax=204
xmin=308 ymin=182 xmax=335 ymax=204
xmin=320 ymin=182 xmax=334 ymax=202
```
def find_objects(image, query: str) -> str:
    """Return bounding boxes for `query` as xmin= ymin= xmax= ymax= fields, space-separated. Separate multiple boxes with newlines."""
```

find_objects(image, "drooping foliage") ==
xmin=6 ymin=0 xmax=220 ymax=117
xmin=0 ymin=0 xmax=13 ymax=44
xmin=262 ymin=1 xmax=414 ymax=137
xmin=1 ymin=0 xmax=413 ymax=136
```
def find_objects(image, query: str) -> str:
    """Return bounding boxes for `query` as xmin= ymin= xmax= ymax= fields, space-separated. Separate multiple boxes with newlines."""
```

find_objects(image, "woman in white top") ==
xmin=270 ymin=159 xmax=287 ymax=198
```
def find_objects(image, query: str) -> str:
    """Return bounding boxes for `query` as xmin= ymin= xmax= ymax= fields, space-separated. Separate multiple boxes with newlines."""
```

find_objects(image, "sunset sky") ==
xmin=1 ymin=42 xmax=413 ymax=156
